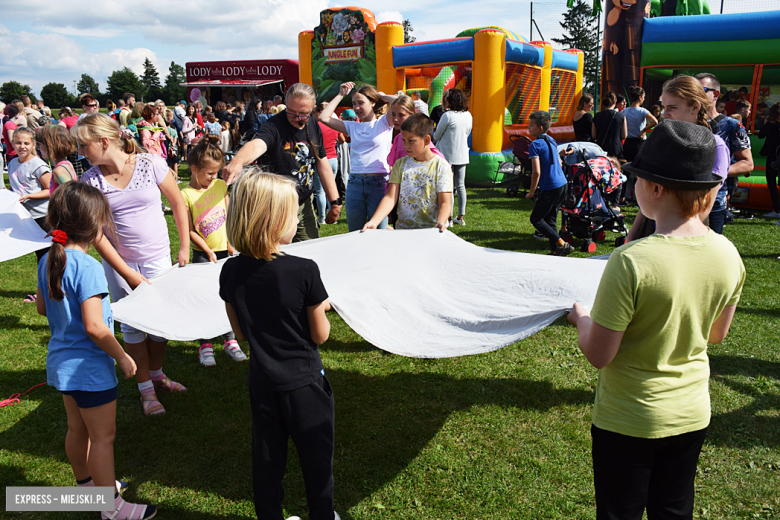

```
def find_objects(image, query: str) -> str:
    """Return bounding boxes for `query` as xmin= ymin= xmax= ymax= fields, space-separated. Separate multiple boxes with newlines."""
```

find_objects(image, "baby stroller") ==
xmin=559 ymin=156 xmax=628 ymax=252
xmin=494 ymin=134 xmax=532 ymax=196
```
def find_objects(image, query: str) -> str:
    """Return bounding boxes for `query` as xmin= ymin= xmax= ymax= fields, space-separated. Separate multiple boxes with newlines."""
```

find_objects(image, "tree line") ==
xmin=1 ymin=59 xmax=187 ymax=109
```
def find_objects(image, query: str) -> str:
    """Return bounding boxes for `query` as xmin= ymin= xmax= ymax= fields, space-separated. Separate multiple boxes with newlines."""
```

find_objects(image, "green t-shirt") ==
xmin=590 ymin=231 xmax=745 ymax=439
xmin=389 ymin=155 xmax=453 ymax=230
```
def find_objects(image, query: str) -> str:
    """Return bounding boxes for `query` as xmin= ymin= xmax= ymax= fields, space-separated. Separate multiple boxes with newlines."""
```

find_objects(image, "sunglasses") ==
xmin=85 ymin=103 xmax=98 ymax=108
xmin=286 ymin=110 xmax=311 ymax=120
xmin=701 ymin=87 xmax=719 ymax=94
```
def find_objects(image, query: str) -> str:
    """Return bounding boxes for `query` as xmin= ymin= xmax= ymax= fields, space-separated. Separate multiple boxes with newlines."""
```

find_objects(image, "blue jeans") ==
xmin=345 ymin=173 xmax=388 ymax=231
xmin=313 ymin=157 xmax=339 ymax=221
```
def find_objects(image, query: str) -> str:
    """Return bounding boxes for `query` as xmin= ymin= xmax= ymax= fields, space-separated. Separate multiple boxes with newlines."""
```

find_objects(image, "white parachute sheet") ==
xmin=112 ymin=229 xmax=607 ymax=358
xmin=0 ymin=189 xmax=51 ymax=263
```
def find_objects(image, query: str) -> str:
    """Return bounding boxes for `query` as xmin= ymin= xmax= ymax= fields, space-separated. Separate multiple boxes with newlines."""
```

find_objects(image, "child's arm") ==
xmin=18 ymin=172 xmax=52 ymax=202
xmin=362 ymin=183 xmax=400 ymax=231
xmin=709 ymin=305 xmax=737 ymax=344
xmin=525 ymin=157 xmax=541 ymax=200
xmin=626 ymin=209 xmax=646 ymax=243
xmin=35 ymin=287 xmax=46 ymax=316
xmin=435 ymin=191 xmax=452 ymax=232
xmin=307 ymin=299 xmax=331 ymax=346
xmin=81 ymin=296 xmax=137 ymax=379
xmin=159 ymin=170 xmax=191 ymax=266
xmin=318 ymin=82 xmax=352 ymax=134
xmin=225 ymin=302 xmax=245 ymax=342
xmin=95 ymin=235 xmax=150 ymax=289
xmin=186 ymin=210 xmax=216 ymax=262
xmin=51 ymin=165 xmax=73 ymax=187
xmin=225 ymin=194 xmax=236 ymax=256
xmin=567 ymin=302 xmax=625 ymax=369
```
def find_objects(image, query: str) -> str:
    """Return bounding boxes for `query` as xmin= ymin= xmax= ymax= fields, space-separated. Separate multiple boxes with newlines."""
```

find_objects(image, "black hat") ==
xmin=623 ymin=119 xmax=720 ymax=190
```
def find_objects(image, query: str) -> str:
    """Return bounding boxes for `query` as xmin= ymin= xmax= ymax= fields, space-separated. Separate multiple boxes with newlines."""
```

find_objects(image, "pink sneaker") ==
xmin=224 ymin=340 xmax=247 ymax=362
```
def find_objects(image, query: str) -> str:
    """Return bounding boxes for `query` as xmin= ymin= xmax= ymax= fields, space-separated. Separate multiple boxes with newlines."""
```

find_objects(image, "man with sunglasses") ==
xmin=223 ymin=83 xmax=342 ymax=241
xmin=696 ymin=73 xmax=754 ymax=233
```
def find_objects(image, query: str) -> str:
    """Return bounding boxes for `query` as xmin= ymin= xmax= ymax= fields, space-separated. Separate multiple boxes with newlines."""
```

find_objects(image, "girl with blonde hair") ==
xmin=74 ymin=113 xmax=191 ymax=417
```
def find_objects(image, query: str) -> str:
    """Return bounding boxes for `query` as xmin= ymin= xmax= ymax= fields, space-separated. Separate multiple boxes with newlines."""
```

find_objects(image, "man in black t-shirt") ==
xmin=223 ymin=84 xmax=342 ymax=241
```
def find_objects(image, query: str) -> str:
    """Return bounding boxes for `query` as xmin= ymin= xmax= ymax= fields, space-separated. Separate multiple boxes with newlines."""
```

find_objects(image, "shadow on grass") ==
xmin=0 ymin=366 xmax=591 ymax=518
xmin=3 ymin=355 xmax=776 ymax=517
xmin=708 ymin=355 xmax=780 ymax=449
xmin=0 ymin=290 xmax=36 ymax=300
xmin=735 ymin=306 xmax=780 ymax=319
xmin=0 ymin=314 xmax=51 ymax=332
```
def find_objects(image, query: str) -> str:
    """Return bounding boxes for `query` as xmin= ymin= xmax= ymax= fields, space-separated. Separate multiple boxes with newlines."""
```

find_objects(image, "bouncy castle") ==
xmin=299 ymin=7 xmax=585 ymax=185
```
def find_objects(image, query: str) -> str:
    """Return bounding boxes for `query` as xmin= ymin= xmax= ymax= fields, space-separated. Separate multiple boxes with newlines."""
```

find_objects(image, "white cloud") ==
xmin=41 ymin=26 xmax=126 ymax=38
xmin=376 ymin=11 xmax=404 ymax=24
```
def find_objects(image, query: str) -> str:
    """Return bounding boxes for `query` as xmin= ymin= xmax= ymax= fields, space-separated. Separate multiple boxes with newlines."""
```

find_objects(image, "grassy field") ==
xmin=1 ymin=168 xmax=779 ymax=519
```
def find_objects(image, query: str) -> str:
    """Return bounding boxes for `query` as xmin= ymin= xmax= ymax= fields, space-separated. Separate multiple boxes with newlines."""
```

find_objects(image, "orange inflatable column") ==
xmin=299 ymin=31 xmax=314 ymax=87
xmin=376 ymin=22 xmax=404 ymax=94
xmin=472 ymin=29 xmax=506 ymax=154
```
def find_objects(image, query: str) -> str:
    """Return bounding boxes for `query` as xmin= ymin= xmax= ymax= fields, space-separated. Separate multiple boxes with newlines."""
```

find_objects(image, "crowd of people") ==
xmin=0 ymin=71 xmax=774 ymax=520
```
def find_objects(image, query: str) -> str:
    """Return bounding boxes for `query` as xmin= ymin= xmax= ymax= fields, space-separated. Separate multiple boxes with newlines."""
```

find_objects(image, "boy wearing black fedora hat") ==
xmin=567 ymin=120 xmax=745 ymax=519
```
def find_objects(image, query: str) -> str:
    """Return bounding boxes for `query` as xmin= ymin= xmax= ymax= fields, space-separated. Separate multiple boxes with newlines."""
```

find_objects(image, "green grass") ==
xmin=1 ymin=175 xmax=779 ymax=519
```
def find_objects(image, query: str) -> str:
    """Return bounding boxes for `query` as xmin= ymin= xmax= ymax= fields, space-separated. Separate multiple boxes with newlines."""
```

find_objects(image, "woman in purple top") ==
xmin=627 ymin=76 xmax=729 ymax=242
xmin=75 ymin=113 xmax=191 ymax=417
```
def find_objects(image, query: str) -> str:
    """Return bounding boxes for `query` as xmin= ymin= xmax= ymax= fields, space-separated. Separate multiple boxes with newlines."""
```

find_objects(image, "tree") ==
xmin=139 ymin=58 xmax=162 ymax=102
xmin=403 ymin=19 xmax=416 ymax=43
xmin=107 ymin=67 xmax=141 ymax=101
xmin=76 ymin=73 xmax=100 ymax=96
xmin=163 ymin=61 xmax=187 ymax=105
xmin=40 ymin=83 xmax=72 ymax=108
xmin=0 ymin=81 xmax=35 ymax=104
xmin=552 ymin=0 xmax=601 ymax=97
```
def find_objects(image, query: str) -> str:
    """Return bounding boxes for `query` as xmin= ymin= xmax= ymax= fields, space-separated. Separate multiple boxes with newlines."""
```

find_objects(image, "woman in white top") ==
xmin=319 ymin=82 xmax=396 ymax=231
xmin=434 ymin=89 xmax=472 ymax=225
xmin=622 ymin=86 xmax=658 ymax=162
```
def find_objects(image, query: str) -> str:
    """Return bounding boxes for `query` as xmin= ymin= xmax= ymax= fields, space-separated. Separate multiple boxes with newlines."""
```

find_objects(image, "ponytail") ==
xmin=47 ymin=233 xmax=68 ymax=301
xmin=662 ymin=75 xmax=711 ymax=130
xmin=187 ymin=134 xmax=224 ymax=168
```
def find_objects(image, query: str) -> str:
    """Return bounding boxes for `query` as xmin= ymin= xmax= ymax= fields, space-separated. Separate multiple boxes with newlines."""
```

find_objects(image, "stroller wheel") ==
xmin=581 ymin=240 xmax=597 ymax=253
xmin=594 ymin=231 xmax=606 ymax=242
xmin=615 ymin=236 xmax=627 ymax=247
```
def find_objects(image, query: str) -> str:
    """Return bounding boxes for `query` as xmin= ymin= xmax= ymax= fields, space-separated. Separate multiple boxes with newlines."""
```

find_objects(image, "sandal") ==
xmin=101 ymin=495 xmax=157 ymax=519
xmin=152 ymin=376 xmax=187 ymax=393
xmin=23 ymin=294 xmax=37 ymax=303
xmin=140 ymin=393 xmax=165 ymax=416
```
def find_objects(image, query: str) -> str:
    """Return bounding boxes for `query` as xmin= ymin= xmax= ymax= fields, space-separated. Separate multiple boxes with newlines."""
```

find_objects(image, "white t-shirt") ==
xmin=220 ymin=130 xmax=231 ymax=153
xmin=8 ymin=156 xmax=50 ymax=218
xmin=343 ymin=114 xmax=393 ymax=174
xmin=413 ymin=99 xmax=429 ymax=116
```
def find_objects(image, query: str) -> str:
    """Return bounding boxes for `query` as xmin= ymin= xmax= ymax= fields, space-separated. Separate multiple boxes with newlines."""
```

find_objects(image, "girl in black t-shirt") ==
xmin=219 ymin=167 xmax=339 ymax=520
xmin=592 ymin=91 xmax=628 ymax=159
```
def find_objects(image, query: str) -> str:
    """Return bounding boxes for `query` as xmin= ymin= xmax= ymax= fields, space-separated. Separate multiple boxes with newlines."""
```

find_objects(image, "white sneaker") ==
xmin=198 ymin=344 xmax=216 ymax=367
xmin=764 ymin=211 xmax=780 ymax=218
xmin=453 ymin=216 xmax=466 ymax=226
xmin=224 ymin=340 xmax=248 ymax=362
xmin=285 ymin=517 xmax=302 ymax=520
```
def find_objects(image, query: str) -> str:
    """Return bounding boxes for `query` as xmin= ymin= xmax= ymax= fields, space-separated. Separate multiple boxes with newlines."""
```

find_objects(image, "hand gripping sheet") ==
xmin=0 ymin=190 xmax=51 ymax=262
xmin=112 ymin=229 xmax=607 ymax=358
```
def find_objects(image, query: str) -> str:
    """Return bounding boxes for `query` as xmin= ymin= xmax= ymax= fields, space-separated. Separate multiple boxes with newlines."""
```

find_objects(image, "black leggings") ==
xmin=530 ymin=185 xmax=566 ymax=250
xmin=592 ymin=424 xmax=707 ymax=520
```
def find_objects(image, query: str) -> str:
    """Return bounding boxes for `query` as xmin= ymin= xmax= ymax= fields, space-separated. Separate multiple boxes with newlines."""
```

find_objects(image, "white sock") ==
xmin=138 ymin=380 xmax=154 ymax=394
xmin=149 ymin=368 xmax=164 ymax=380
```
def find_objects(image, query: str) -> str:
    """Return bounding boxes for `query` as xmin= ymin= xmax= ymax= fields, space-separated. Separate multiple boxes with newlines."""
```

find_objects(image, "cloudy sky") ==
xmin=0 ymin=0 xmax=768 ymax=97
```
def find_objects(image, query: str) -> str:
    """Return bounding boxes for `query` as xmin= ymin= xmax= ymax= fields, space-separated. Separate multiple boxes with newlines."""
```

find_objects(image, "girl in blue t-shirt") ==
xmin=35 ymin=182 xmax=157 ymax=520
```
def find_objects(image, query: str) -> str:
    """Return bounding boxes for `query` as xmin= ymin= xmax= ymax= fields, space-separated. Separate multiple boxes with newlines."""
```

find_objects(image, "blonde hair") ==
xmin=71 ymin=113 xmax=144 ymax=155
xmin=227 ymin=167 xmax=298 ymax=260
xmin=662 ymin=75 xmax=711 ymax=129
xmin=390 ymin=94 xmax=415 ymax=115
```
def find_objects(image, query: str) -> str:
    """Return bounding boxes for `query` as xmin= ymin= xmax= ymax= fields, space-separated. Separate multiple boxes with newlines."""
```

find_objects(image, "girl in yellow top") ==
xmin=568 ymin=120 xmax=745 ymax=520
xmin=181 ymin=136 xmax=246 ymax=367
